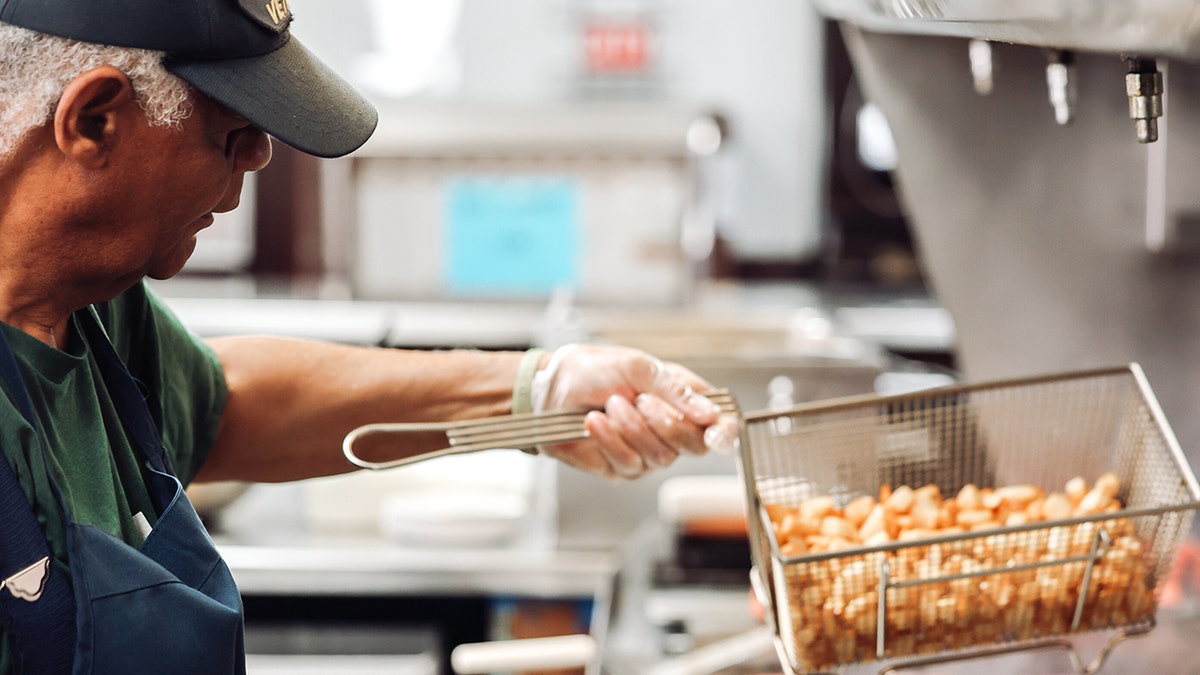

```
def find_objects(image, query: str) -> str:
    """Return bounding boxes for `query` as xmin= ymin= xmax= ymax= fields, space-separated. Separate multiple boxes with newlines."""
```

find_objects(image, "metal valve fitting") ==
xmin=1046 ymin=50 xmax=1075 ymax=125
xmin=1126 ymin=58 xmax=1163 ymax=143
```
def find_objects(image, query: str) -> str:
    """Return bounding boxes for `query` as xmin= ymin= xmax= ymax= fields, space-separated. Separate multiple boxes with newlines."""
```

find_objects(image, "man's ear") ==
xmin=53 ymin=65 xmax=138 ymax=168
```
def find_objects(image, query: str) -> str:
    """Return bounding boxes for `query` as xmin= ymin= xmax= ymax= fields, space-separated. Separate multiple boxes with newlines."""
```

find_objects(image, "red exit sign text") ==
xmin=584 ymin=22 xmax=650 ymax=74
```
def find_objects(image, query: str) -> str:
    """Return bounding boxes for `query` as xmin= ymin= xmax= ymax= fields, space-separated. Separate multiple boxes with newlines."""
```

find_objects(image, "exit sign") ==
xmin=584 ymin=22 xmax=650 ymax=74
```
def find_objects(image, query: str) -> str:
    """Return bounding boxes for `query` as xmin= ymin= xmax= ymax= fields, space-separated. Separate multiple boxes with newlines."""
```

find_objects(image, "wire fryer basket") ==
xmin=736 ymin=364 xmax=1200 ymax=674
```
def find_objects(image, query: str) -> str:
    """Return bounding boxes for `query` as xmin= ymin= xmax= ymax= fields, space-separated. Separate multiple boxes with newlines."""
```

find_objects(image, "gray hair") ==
xmin=0 ymin=23 xmax=192 ymax=160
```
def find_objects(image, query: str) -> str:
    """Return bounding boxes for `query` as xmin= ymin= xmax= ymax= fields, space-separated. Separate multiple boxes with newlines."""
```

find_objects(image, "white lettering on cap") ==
xmin=264 ymin=0 xmax=290 ymax=26
xmin=237 ymin=0 xmax=291 ymax=33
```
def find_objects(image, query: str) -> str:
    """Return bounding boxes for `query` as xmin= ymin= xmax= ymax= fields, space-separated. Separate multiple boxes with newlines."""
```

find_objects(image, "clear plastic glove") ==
xmin=530 ymin=343 xmax=740 ymax=480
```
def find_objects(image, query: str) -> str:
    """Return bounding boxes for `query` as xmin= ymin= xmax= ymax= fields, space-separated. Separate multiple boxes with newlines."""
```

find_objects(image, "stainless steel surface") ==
xmin=838 ymin=30 xmax=1200 ymax=524
xmin=219 ymin=539 xmax=611 ymax=598
xmin=211 ymin=481 xmax=609 ymax=598
xmin=160 ymin=295 xmax=398 ymax=344
xmin=737 ymin=365 xmax=1200 ymax=674
xmin=245 ymin=624 xmax=440 ymax=675
xmin=153 ymin=280 xmax=957 ymax=355
xmin=809 ymin=0 xmax=1200 ymax=59
xmin=814 ymin=1 xmax=1192 ymax=141
xmin=246 ymin=655 xmax=436 ymax=675
xmin=342 ymin=390 xmax=737 ymax=471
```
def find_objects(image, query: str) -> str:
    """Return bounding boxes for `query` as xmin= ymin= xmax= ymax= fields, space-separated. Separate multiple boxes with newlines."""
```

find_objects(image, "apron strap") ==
xmin=77 ymin=309 xmax=174 ymax=476
xmin=0 ymin=326 xmax=77 ymax=674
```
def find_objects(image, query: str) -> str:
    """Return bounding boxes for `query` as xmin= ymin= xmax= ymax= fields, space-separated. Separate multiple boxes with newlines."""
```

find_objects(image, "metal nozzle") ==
xmin=1046 ymin=50 xmax=1075 ymax=125
xmin=968 ymin=39 xmax=994 ymax=95
xmin=1126 ymin=58 xmax=1163 ymax=143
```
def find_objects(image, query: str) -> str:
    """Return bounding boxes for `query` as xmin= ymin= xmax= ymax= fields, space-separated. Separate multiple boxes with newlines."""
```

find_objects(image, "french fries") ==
xmin=766 ymin=473 xmax=1156 ymax=672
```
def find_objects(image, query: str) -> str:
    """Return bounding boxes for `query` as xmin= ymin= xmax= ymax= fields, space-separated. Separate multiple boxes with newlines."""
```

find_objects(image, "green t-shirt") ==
xmin=0 ymin=281 xmax=227 ymax=673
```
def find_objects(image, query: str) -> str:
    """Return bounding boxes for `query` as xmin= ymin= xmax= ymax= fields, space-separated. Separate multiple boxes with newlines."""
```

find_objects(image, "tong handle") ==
xmin=342 ymin=389 xmax=736 ymax=471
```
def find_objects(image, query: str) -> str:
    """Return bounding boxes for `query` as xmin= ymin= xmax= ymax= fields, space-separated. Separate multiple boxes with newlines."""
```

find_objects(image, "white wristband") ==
xmin=512 ymin=348 xmax=547 ymax=415
xmin=530 ymin=344 xmax=575 ymax=414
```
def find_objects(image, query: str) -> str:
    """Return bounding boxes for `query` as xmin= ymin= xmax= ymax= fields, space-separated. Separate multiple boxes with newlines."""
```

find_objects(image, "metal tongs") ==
xmin=343 ymin=389 xmax=738 ymax=471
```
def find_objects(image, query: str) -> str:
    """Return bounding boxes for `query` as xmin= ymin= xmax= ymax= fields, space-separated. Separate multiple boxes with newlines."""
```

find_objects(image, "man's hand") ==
xmin=531 ymin=344 xmax=740 ymax=480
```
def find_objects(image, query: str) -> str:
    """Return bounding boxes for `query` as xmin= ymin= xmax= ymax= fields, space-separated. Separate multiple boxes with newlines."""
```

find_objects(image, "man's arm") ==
xmin=196 ymin=337 xmax=737 ymax=484
xmin=197 ymin=336 xmax=527 ymax=483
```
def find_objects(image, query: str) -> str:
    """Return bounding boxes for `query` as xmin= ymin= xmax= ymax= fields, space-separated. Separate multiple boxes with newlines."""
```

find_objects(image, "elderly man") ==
xmin=0 ymin=1 xmax=739 ymax=672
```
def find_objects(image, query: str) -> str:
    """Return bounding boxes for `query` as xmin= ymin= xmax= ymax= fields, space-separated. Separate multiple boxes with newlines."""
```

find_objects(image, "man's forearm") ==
xmin=196 ymin=336 xmax=525 ymax=483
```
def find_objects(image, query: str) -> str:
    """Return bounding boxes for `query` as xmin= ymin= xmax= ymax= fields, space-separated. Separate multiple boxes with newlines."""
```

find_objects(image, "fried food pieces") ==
xmin=764 ymin=474 xmax=1155 ymax=672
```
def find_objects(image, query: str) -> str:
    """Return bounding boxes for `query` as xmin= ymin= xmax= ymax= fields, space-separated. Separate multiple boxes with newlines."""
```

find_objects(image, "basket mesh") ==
xmin=738 ymin=366 xmax=1200 ymax=674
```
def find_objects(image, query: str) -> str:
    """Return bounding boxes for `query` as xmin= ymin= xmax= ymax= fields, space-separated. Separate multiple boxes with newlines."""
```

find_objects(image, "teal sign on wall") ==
xmin=445 ymin=177 xmax=581 ymax=295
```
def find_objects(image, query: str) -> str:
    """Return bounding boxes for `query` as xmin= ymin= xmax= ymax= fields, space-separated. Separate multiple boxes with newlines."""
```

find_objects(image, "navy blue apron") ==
xmin=0 ymin=310 xmax=246 ymax=674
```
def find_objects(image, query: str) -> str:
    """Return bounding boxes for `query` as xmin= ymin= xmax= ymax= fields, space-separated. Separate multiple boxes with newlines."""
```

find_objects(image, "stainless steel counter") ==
xmin=151 ymin=277 xmax=957 ymax=356
xmin=210 ymin=481 xmax=612 ymax=600
xmin=219 ymin=541 xmax=612 ymax=599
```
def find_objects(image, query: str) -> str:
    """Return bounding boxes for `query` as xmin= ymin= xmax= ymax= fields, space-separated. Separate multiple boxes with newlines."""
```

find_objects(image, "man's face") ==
xmin=118 ymin=90 xmax=272 ymax=281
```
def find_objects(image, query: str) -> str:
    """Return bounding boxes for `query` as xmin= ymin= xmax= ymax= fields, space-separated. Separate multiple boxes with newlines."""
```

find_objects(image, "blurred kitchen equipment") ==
xmin=448 ymin=498 xmax=780 ymax=675
xmin=655 ymin=475 xmax=750 ymax=585
xmin=297 ymin=446 xmax=555 ymax=549
xmin=449 ymin=628 xmax=777 ymax=675
xmin=450 ymin=633 xmax=597 ymax=674
xmin=808 ymin=0 xmax=1200 ymax=542
xmin=737 ymin=364 xmax=1200 ymax=674
xmin=336 ymin=103 xmax=725 ymax=307
xmin=809 ymin=0 xmax=1200 ymax=57
xmin=809 ymin=0 xmax=1191 ymax=141
xmin=245 ymin=623 xmax=440 ymax=675
xmin=550 ymin=302 xmax=941 ymax=554
xmin=294 ymin=0 xmax=828 ymax=275
xmin=342 ymin=389 xmax=737 ymax=471
xmin=187 ymin=480 xmax=252 ymax=527
xmin=581 ymin=305 xmax=895 ymax=411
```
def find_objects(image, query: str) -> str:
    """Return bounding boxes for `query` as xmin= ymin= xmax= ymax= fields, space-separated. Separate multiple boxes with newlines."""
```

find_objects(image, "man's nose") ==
xmin=231 ymin=127 xmax=273 ymax=173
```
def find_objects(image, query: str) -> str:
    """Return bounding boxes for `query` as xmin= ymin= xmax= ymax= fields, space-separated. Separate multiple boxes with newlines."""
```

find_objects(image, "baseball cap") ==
xmin=0 ymin=0 xmax=378 ymax=158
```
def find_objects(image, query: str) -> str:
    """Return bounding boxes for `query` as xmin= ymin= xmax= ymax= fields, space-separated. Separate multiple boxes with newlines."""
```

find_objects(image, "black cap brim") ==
xmin=165 ymin=35 xmax=378 ymax=159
